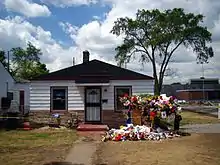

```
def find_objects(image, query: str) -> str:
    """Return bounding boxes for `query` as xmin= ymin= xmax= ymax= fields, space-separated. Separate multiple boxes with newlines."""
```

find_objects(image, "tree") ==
xmin=111 ymin=8 xmax=214 ymax=95
xmin=11 ymin=42 xmax=49 ymax=80
xmin=0 ymin=50 xmax=7 ymax=70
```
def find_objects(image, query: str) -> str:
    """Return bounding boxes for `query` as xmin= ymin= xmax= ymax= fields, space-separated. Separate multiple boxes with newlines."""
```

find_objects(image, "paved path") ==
xmin=65 ymin=132 xmax=104 ymax=165
xmin=181 ymin=123 xmax=220 ymax=133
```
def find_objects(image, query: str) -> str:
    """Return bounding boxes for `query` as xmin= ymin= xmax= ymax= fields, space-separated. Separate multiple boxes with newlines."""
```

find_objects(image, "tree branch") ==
xmin=159 ymin=42 xmax=171 ymax=79
xmin=161 ymin=40 xmax=184 ymax=77
xmin=127 ymin=31 xmax=153 ymax=62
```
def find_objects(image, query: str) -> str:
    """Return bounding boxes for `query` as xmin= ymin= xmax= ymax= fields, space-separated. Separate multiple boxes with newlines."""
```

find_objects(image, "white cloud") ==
xmin=41 ymin=0 xmax=97 ymax=7
xmin=59 ymin=22 xmax=79 ymax=41
xmin=1 ymin=0 xmax=220 ymax=85
xmin=92 ymin=15 xmax=101 ymax=20
xmin=4 ymin=0 xmax=51 ymax=17
xmin=61 ymin=0 xmax=220 ymax=84
xmin=0 ymin=16 xmax=79 ymax=72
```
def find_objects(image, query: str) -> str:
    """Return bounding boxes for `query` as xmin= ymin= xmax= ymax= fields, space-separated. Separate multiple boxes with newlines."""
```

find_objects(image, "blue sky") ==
xmin=0 ymin=1 xmax=111 ymax=48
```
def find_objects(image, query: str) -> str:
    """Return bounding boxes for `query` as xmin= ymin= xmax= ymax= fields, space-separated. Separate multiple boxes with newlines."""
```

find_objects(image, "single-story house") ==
xmin=30 ymin=51 xmax=154 ymax=127
xmin=0 ymin=61 xmax=30 ymax=114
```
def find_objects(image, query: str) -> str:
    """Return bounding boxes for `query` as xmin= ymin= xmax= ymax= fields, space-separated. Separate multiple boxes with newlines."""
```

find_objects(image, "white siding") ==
xmin=30 ymin=81 xmax=84 ymax=111
xmin=0 ymin=62 xmax=15 ymax=107
xmin=12 ymin=83 xmax=30 ymax=107
xmin=30 ymin=79 xmax=154 ymax=112
xmin=101 ymin=80 xmax=154 ymax=110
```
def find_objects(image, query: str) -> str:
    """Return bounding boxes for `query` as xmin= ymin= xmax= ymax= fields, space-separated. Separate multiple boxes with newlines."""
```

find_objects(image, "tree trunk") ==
xmin=152 ymin=61 xmax=160 ymax=96
xmin=158 ymin=74 xmax=164 ymax=95
xmin=154 ymin=76 xmax=160 ymax=95
xmin=154 ymin=73 xmax=164 ymax=95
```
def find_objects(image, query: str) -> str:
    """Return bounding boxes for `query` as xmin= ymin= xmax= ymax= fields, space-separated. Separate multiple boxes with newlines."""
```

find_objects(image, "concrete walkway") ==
xmin=65 ymin=132 xmax=104 ymax=165
xmin=181 ymin=123 xmax=220 ymax=133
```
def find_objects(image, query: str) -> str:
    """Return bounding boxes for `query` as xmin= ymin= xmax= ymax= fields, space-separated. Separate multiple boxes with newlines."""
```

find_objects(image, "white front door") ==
xmin=85 ymin=87 xmax=101 ymax=122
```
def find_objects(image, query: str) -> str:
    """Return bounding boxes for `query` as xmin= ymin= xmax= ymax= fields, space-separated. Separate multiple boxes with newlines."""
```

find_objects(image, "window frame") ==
xmin=50 ymin=86 xmax=68 ymax=111
xmin=114 ymin=86 xmax=132 ymax=112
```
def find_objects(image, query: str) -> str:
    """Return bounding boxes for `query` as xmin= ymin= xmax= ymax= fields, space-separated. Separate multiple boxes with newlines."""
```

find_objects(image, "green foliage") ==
xmin=10 ymin=42 xmax=49 ymax=80
xmin=111 ymin=8 xmax=214 ymax=95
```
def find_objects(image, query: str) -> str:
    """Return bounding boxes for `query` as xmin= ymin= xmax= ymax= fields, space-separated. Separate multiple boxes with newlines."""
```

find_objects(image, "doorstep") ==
xmin=77 ymin=123 xmax=109 ymax=131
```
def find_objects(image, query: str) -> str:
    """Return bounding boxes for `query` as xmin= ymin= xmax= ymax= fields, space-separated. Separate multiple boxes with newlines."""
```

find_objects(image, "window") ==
xmin=51 ymin=87 xmax=68 ymax=111
xmin=114 ymin=86 xmax=132 ymax=112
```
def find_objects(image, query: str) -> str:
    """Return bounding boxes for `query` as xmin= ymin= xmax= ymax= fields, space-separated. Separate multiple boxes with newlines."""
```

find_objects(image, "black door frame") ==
xmin=84 ymin=86 xmax=102 ymax=123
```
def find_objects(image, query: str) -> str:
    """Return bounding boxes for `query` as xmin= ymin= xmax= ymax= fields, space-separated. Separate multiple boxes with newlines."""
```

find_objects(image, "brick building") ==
xmin=176 ymin=78 xmax=220 ymax=101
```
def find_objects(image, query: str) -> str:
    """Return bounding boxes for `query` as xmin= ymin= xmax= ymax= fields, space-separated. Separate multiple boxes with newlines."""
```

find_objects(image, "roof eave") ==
xmin=31 ymin=77 xmax=154 ymax=81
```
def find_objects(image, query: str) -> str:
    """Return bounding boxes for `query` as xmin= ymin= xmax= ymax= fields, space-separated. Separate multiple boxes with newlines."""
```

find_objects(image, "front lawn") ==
xmin=180 ymin=111 xmax=220 ymax=125
xmin=0 ymin=129 xmax=77 ymax=165
xmin=93 ymin=133 xmax=220 ymax=165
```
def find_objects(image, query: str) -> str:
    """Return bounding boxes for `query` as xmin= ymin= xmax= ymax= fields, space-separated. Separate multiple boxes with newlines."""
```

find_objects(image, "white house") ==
xmin=0 ymin=61 xmax=30 ymax=114
xmin=30 ymin=51 xmax=154 ymax=127
xmin=0 ymin=62 xmax=14 ymax=104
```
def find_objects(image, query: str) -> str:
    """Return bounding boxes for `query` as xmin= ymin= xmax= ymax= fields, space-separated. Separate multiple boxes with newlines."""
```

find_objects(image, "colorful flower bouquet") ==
xmin=101 ymin=94 xmax=182 ymax=142
xmin=119 ymin=94 xmax=181 ymax=127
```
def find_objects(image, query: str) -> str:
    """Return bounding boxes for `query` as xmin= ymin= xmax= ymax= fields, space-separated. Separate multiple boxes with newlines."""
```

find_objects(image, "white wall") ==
xmin=102 ymin=80 xmax=154 ymax=110
xmin=30 ymin=81 xmax=84 ymax=111
xmin=0 ymin=62 xmax=15 ymax=107
xmin=13 ymin=83 xmax=30 ymax=107
xmin=30 ymin=79 xmax=154 ymax=111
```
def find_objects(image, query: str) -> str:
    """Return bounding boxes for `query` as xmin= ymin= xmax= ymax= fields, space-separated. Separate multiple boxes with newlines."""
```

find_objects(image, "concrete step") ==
xmin=77 ymin=124 xmax=109 ymax=131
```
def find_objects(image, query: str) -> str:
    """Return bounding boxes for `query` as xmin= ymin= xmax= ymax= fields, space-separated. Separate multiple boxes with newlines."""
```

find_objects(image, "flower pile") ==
xmin=102 ymin=124 xmax=180 ymax=142
xmin=101 ymin=94 xmax=183 ymax=142
xmin=120 ymin=94 xmax=181 ymax=121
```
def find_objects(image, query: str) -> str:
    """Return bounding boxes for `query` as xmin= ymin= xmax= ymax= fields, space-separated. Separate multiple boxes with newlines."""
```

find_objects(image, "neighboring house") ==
xmin=30 ymin=51 xmax=154 ymax=127
xmin=161 ymin=83 xmax=185 ymax=97
xmin=0 ymin=61 xmax=30 ymax=114
xmin=177 ymin=78 xmax=220 ymax=101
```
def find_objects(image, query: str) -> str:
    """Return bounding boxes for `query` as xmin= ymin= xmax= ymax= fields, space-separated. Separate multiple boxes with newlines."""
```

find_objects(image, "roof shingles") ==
xmin=32 ymin=60 xmax=154 ymax=81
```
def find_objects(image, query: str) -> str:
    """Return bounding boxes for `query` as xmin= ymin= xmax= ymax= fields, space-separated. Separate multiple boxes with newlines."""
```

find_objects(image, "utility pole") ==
xmin=72 ymin=57 xmax=75 ymax=66
xmin=124 ymin=62 xmax=127 ymax=69
xmin=201 ymin=62 xmax=205 ymax=101
xmin=7 ymin=50 xmax=10 ymax=72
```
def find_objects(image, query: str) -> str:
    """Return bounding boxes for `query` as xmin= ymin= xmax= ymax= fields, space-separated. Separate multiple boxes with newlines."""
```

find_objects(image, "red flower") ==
xmin=171 ymin=107 xmax=176 ymax=113
xmin=159 ymin=96 xmax=163 ymax=100
xmin=115 ymin=134 xmax=122 ymax=141
xmin=131 ymin=96 xmax=137 ymax=102
xmin=150 ymin=111 xmax=156 ymax=117
xmin=124 ymin=93 xmax=129 ymax=97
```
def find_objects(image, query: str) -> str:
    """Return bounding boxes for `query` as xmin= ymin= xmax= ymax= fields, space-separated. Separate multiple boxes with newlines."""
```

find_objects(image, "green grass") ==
xmin=160 ymin=111 xmax=220 ymax=128
xmin=181 ymin=111 xmax=220 ymax=125
xmin=0 ymin=129 xmax=78 ymax=165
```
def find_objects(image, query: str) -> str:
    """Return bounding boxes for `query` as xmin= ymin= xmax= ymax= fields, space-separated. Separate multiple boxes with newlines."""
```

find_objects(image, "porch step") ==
xmin=77 ymin=124 xmax=109 ymax=131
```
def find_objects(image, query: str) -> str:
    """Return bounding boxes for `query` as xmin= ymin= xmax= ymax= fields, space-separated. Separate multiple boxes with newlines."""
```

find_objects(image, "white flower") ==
xmin=177 ymin=107 xmax=182 ymax=112
xmin=124 ymin=100 xmax=130 ymax=106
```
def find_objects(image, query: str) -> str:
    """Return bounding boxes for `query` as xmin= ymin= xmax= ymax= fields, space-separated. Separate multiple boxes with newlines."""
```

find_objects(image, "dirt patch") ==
xmin=93 ymin=134 xmax=220 ymax=165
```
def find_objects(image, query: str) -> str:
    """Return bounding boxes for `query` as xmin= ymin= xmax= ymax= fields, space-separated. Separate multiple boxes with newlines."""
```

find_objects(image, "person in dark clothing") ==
xmin=126 ymin=109 xmax=132 ymax=124
xmin=174 ymin=113 xmax=182 ymax=131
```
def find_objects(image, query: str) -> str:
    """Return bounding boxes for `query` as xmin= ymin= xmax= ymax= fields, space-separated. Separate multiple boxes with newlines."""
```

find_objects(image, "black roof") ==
xmin=32 ymin=59 xmax=154 ymax=82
